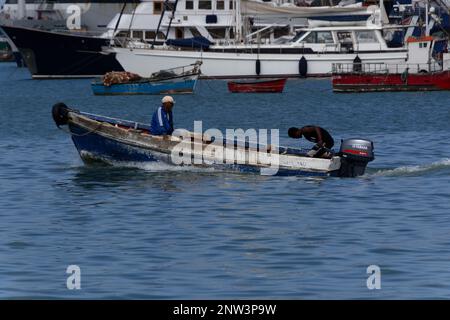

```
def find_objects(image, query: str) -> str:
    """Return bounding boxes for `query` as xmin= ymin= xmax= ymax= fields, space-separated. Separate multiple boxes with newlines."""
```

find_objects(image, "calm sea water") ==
xmin=1 ymin=63 xmax=450 ymax=299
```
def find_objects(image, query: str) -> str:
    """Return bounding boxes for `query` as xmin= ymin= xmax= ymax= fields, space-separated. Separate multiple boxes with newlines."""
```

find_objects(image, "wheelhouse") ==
xmin=290 ymin=26 xmax=391 ymax=52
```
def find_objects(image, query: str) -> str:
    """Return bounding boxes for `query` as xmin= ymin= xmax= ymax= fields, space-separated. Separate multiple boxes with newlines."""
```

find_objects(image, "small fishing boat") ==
xmin=52 ymin=103 xmax=375 ymax=177
xmin=91 ymin=62 xmax=202 ymax=95
xmin=227 ymin=78 xmax=287 ymax=93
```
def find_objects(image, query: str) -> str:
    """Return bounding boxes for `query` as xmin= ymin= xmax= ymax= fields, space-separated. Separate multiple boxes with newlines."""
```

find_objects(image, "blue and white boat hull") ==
xmin=52 ymin=103 xmax=374 ymax=177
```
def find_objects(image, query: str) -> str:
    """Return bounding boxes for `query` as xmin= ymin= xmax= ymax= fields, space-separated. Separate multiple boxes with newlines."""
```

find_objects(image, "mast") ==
xmin=111 ymin=1 xmax=128 ymax=43
xmin=425 ymin=0 xmax=430 ymax=36
xmin=234 ymin=0 xmax=243 ymax=43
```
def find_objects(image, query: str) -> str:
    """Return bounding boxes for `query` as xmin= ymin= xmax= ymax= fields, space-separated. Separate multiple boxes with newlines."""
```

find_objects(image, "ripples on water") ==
xmin=1 ymin=63 xmax=450 ymax=299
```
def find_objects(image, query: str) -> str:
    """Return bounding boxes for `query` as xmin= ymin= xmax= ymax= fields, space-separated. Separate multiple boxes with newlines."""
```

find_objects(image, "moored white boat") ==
xmin=111 ymin=42 xmax=407 ymax=78
xmin=109 ymin=12 xmax=411 ymax=78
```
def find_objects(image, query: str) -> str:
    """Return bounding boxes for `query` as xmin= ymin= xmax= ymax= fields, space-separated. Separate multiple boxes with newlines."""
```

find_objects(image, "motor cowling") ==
xmin=340 ymin=138 xmax=374 ymax=162
xmin=337 ymin=139 xmax=374 ymax=177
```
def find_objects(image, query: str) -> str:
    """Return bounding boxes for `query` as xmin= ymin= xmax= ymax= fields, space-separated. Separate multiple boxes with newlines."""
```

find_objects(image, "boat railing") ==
xmin=111 ymin=37 xmax=129 ymax=48
xmin=332 ymin=62 xmax=443 ymax=75
xmin=149 ymin=61 xmax=203 ymax=79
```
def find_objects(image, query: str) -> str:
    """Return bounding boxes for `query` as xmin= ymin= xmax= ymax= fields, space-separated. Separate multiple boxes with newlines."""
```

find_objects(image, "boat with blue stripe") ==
xmin=52 ymin=103 xmax=375 ymax=177
xmin=91 ymin=62 xmax=201 ymax=95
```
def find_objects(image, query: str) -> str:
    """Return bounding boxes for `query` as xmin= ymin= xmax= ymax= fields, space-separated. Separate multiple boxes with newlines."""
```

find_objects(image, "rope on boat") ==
xmin=57 ymin=122 xmax=104 ymax=137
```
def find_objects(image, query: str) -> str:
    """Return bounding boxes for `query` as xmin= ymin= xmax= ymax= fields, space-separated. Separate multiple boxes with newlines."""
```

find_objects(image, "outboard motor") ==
xmin=338 ymin=139 xmax=374 ymax=177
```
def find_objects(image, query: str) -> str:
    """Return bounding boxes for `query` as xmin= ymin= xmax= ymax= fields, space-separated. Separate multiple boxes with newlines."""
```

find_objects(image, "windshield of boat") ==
xmin=303 ymin=31 xmax=334 ymax=44
xmin=291 ymin=31 xmax=307 ymax=43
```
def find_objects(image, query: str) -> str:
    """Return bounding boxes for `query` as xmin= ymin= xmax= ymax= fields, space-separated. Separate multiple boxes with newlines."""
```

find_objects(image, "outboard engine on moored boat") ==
xmin=338 ymin=139 xmax=375 ymax=177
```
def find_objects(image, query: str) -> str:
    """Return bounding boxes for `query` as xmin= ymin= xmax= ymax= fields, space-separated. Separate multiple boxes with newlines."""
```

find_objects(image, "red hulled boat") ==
xmin=332 ymin=36 xmax=450 ymax=93
xmin=332 ymin=70 xmax=450 ymax=92
xmin=227 ymin=78 xmax=287 ymax=93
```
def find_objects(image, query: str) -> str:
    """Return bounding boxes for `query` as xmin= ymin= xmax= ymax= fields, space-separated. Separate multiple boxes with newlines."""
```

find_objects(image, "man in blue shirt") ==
xmin=150 ymin=96 xmax=174 ymax=135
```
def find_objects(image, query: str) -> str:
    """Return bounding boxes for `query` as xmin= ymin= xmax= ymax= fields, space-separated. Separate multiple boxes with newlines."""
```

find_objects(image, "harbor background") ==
xmin=1 ymin=62 xmax=450 ymax=299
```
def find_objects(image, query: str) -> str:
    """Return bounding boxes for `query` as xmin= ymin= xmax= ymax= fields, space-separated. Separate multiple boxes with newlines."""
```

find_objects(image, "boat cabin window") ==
xmin=189 ymin=27 xmax=202 ymax=38
xmin=131 ymin=30 xmax=143 ymax=40
xmin=199 ymin=0 xmax=212 ymax=10
xmin=116 ymin=31 xmax=130 ymax=38
xmin=291 ymin=31 xmax=307 ymax=42
xmin=317 ymin=31 xmax=333 ymax=43
xmin=208 ymin=27 xmax=226 ymax=39
xmin=303 ymin=31 xmax=333 ymax=44
xmin=355 ymin=30 xmax=377 ymax=43
xmin=145 ymin=31 xmax=165 ymax=40
xmin=175 ymin=28 xmax=184 ymax=39
xmin=153 ymin=1 xmax=163 ymax=14
xmin=185 ymin=0 xmax=194 ymax=10
xmin=337 ymin=31 xmax=353 ymax=43
xmin=229 ymin=0 xmax=233 ymax=10
xmin=274 ymin=27 xmax=290 ymax=39
xmin=217 ymin=1 xmax=225 ymax=10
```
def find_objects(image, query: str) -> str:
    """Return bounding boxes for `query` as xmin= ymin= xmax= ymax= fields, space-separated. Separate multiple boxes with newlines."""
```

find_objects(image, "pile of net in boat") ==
xmin=102 ymin=71 xmax=142 ymax=86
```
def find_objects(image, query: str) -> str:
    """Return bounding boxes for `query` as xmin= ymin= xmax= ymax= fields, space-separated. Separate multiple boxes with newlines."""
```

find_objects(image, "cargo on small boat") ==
xmin=52 ymin=103 xmax=375 ymax=177
xmin=91 ymin=61 xmax=202 ymax=95
xmin=227 ymin=78 xmax=287 ymax=93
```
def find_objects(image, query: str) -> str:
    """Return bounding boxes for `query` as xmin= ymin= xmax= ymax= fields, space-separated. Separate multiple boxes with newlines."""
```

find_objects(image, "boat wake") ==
xmin=368 ymin=158 xmax=450 ymax=177
xmin=119 ymin=161 xmax=218 ymax=173
xmin=79 ymin=150 xmax=215 ymax=173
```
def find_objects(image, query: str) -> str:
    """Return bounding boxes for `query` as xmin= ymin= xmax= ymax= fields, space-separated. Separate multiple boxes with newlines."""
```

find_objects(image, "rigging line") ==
xmin=152 ymin=0 xmax=168 ymax=49
xmin=110 ymin=1 xmax=128 ymax=47
xmin=127 ymin=1 xmax=138 ymax=46
xmin=165 ymin=0 xmax=180 ymax=40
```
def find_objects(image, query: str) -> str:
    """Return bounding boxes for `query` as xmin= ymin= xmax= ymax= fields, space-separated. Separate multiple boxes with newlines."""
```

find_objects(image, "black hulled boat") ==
xmin=0 ymin=25 xmax=123 ymax=78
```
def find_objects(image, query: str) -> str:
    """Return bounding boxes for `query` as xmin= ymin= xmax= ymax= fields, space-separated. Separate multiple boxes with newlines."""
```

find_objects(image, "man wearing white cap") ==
xmin=150 ymin=96 xmax=175 ymax=135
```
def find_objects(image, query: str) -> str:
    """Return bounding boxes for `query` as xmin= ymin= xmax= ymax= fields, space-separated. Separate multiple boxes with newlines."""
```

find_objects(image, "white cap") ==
xmin=162 ymin=96 xmax=175 ymax=104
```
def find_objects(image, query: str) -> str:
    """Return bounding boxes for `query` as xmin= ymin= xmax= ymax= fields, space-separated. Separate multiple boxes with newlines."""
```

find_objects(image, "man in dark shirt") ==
xmin=288 ymin=126 xmax=334 ymax=158
xmin=150 ymin=96 xmax=174 ymax=136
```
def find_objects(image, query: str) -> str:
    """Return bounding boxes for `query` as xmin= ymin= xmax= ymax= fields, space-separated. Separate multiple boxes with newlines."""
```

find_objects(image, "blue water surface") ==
xmin=1 ymin=63 xmax=450 ymax=299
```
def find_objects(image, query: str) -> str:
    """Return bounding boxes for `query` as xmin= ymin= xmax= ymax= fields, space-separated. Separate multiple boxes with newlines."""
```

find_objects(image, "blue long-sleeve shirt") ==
xmin=150 ymin=106 xmax=174 ymax=135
